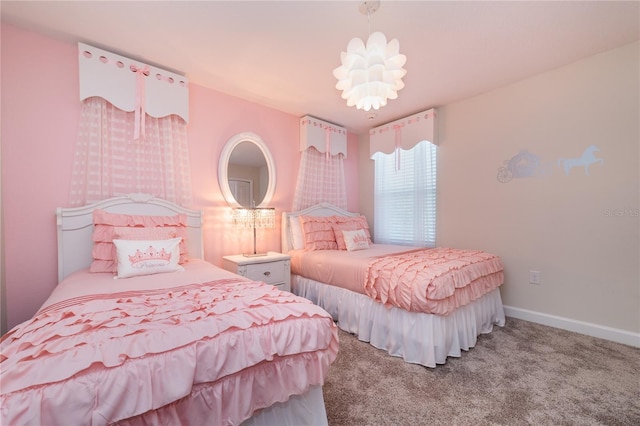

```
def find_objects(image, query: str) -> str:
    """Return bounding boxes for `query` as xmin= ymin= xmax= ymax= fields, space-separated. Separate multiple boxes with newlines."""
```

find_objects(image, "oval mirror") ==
xmin=218 ymin=132 xmax=276 ymax=208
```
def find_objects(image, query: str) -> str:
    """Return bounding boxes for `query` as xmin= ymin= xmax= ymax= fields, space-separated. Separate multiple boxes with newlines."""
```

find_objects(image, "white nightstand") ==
xmin=222 ymin=252 xmax=291 ymax=292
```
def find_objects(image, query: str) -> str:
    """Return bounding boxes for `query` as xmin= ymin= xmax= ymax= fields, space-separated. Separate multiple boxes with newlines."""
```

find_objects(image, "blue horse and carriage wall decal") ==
xmin=497 ymin=145 xmax=604 ymax=183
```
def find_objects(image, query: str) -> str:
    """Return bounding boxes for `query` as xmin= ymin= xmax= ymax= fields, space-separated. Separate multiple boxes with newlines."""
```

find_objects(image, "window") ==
xmin=372 ymin=140 xmax=436 ymax=247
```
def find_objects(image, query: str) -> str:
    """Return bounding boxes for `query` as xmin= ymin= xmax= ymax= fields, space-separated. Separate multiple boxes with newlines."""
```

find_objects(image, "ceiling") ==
xmin=2 ymin=1 xmax=639 ymax=134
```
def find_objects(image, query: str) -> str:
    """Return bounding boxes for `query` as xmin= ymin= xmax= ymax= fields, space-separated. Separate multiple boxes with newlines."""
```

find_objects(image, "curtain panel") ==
xmin=292 ymin=146 xmax=347 ymax=211
xmin=293 ymin=116 xmax=348 ymax=211
xmin=69 ymin=97 xmax=193 ymax=207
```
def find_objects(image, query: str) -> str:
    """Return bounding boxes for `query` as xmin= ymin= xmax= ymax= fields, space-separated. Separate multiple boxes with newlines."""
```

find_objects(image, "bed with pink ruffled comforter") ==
xmin=0 ymin=261 xmax=338 ymax=426
xmin=290 ymin=245 xmax=504 ymax=315
xmin=283 ymin=203 xmax=506 ymax=368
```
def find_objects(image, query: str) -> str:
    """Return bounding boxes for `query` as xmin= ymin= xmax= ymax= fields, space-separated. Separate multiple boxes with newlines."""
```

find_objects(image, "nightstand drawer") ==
xmin=244 ymin=262 xmax=285 ymax=285
xmin=222 ymin=252 xmax=291 ymax=293
xmin=272 ymin=282 xmax=288 ymax=292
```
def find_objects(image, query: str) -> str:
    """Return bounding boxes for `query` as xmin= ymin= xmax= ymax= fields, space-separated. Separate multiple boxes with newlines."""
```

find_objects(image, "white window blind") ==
xmin=373 ymin=140 xmax=437 ymax=247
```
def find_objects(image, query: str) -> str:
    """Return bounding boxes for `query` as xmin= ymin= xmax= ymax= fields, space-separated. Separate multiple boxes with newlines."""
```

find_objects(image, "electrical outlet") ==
xmin=529 ymin=270 xmax=541 ymax=285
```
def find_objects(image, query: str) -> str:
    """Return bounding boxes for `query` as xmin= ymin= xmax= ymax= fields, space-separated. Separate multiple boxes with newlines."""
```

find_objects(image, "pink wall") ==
xmin=1 ymin=24 xmax=359 ymax=329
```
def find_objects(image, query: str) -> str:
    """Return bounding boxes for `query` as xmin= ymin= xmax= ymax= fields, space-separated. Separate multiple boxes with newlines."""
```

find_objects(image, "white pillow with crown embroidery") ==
xmin=112 ymin=238 xmax=184 ymax=279
xmin=342 ymin=229 xmax=370 ymax=251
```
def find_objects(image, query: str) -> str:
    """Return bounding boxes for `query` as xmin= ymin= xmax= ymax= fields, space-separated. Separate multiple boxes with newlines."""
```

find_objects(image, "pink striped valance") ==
xmin=78 ymin=43 xmax=189 ymax=123
xmin=300 ymin=115 xmax=347 ymax=157
xmin=369 ymin=108 xmax=436 ymax=157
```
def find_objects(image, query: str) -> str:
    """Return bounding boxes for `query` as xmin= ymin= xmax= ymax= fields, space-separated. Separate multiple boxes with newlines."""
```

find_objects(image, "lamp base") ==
xmin=243 ymin=252 xmax=269 ymax=257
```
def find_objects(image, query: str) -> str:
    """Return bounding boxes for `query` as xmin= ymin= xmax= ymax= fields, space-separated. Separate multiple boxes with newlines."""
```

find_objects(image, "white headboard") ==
xmin=57 ymin=193 xmax=203 ymax=282
xmin=281 ymin=202 xmax=359 ymax=253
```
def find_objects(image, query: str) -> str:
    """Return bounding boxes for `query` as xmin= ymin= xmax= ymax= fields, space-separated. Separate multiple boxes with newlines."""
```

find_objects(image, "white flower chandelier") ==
xmin=333 ymin=1 xmax=407 ymax=111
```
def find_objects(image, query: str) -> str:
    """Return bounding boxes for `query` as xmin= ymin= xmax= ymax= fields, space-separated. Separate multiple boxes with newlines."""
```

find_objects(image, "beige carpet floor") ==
xmin=322 ymin=317 xmax=640 ymax=426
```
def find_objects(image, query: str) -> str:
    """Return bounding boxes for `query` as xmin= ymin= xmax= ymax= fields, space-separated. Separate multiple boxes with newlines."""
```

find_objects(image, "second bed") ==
xmin=282 ymin=202 xmax=506 ymax=368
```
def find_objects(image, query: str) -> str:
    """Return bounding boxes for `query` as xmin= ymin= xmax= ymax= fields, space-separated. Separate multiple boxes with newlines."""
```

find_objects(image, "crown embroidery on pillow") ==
xmin=129 ymin=246 xmax=172 ymax=267
xmin=351 ymin=233 xmax=369 ymax=244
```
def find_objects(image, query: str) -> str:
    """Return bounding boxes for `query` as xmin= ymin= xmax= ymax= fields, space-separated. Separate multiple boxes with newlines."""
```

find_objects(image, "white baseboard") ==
xmin=503 ymin=305 xmax=640 ymax=348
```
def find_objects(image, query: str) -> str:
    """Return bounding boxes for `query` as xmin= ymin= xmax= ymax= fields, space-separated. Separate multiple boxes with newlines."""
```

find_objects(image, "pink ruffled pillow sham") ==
xmin=331 ymin=216 xmax=372 ymax=250
xmin=92 ymin=226 xmax=178 ymax=264
xmin=299 ymin=214 xmax=372 ymax=251
xmin=299 ymin=215 xmax=338 ymax=251
xmin=90 ymin=209 xmax=189 ymax=273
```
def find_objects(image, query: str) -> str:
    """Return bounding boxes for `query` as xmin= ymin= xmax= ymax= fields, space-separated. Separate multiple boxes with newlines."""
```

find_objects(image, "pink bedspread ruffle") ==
xmin=1 ymin=279 xmax=338 ymax=425
xmin=364 ymin=247 xmax=504 ymax=315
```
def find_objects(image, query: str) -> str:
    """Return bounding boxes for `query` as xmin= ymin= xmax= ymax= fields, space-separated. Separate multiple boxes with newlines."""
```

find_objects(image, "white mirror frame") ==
xmin=218 ymin=132 xmax=276 ymax=208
